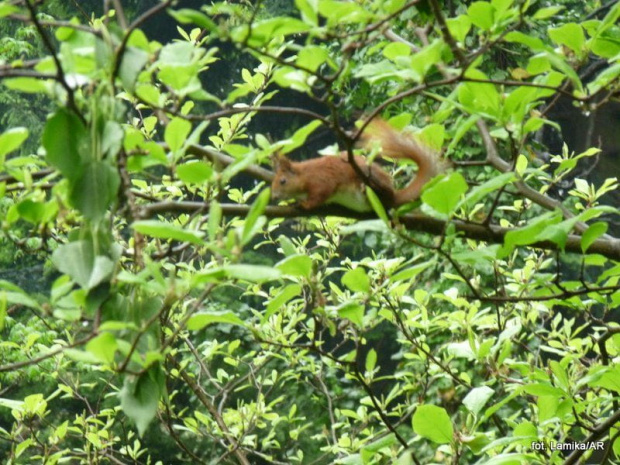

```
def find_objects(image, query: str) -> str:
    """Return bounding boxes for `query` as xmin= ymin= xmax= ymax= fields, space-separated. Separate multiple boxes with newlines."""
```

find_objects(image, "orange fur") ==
xmin=271 ymin=120 xmax=441 ymax=211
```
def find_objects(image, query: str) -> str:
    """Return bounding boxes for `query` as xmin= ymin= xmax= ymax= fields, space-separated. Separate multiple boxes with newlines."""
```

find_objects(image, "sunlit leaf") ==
xmin=413 ymin=405 xmax=453 ymax=444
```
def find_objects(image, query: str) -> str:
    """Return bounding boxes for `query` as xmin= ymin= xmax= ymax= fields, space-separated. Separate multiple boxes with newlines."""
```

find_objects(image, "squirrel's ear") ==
xmin=272 ymin=153 xmax=293 ymax=171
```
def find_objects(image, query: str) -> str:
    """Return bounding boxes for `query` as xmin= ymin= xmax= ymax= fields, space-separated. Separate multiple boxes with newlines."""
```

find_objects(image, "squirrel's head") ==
xmin=271 ymin=153 xmax=304 ymax=201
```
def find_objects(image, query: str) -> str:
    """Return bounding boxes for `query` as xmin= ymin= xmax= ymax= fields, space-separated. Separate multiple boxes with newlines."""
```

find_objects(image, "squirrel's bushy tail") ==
xmin=360 ymin=119 xmax=443 ymax=205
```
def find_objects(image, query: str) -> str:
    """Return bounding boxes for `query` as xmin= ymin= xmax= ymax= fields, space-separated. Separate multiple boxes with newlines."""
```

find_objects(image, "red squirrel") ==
xmin=271 ymin=119 xmax=441 ymax=211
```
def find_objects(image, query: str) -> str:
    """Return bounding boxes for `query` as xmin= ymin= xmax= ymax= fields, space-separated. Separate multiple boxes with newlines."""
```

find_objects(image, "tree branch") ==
xmin=23 ymin=0 xmax=83 ymax=120
xmin=138 ymin=202 xmax=620 ymax=260
xmin=476 ymin=119 xmax=596 ymax=235
xmin=563 ymin=408 xmax=620 ymax=465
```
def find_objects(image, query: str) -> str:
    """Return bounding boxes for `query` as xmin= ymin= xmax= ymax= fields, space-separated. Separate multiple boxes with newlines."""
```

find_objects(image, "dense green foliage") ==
xmin=1 ymin=0 xmax=620 ymax=464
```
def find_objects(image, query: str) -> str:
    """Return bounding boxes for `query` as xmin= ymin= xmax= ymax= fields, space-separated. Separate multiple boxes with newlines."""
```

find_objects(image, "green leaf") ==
xmin=276 ymin=254 xmax=313 ymax=278
xmin=587 ymin=62 xmax=620 ymax=94
xmin=165 ymin=118 xmax=192 ymax=152
xmin=446 ymin=15 xmax=472 ymax=43
xmin=70 ymin=161 xmax=120 ymax=221
xmin=533 ymin=6 xmax=564 ymax=19
xmin=366 ymin=187 xmax=389 ymax=223
xmin=500 ymin=211 xmax=561 ymax=257
xmin=361 ymin=434 xmax=397 ymax=462
xmin=297 ymin=46 xmax=331 ymax=72
xmin=383 ymin=0 xmax=406 ymax=14
xmin=168 ymin=8 xmax=217 ymax=31
xmin=295 ymin=0 xmax=318 ymax=24
xmin=342 ymin=267 xmax=370 ymax=293
xmin=43 ymin=108 xmax=88 ymax=180
xmin=187 ymin=311 xmax=245 ymax=330
xmin=277 ymin=235 xmax=297 ymax=256
xmin=458 ymin=172 xmax=515 ymax=210
xmin=590 ymin=366 xmax=620 ymax=393
xmin=462 ymin=433 xmax=492 ymax=454
xmin=354 ymin=60 xmax=412 ymax=84
xmin=273 ymin=67 xmax=312 ymax=93
xmin=265 ymin=284 xmax=302 ymax=319
xmin=242 ymin=189 xmax=270 ymax=245
xmin=135 ymin=83 xmax=161 ymax=106
xmin=64 ymin=348 xmax=104 ymax=363
xmin=244 ymin=17 xmax=311 ymax=46
xmin=599 ymin=0 xmax=620 ymax=30
xmin=86 ymin=333 xmax=118 ymax=364
xmin=102 ymin=121 xmax=123 ymax=158
xmin=159 ymin=41 xmax=195 ymax=65
xmin=337 ymin=302 xmax=364 ymax=327
xmin=531 ymin=216 xmax=580 ymax=250
xmin=543 ymin=51 xmax=583 ymax=91
xmin=383 ymin=42 xmax=411 ymax=61
xmin=0 ymin=397 xmax=23 ymax=410
xmin=459 ymin=69 xmax=501 ymax=117
xmin=527 ymin=55 xmax=551 ymax=75
xmin=15 ymin=439 xmax=33 ymax=459
xmin=159 ymin=64 xmax=200 ymax=94
xmin=418 ymin=124 xmax=445 ymax=152
xmin=503 ymin=31 xmax=545 ymax=51
xmin=221 ymin=151 xmax=258 ymax=182
xmin=120 ymin=365 xmax=164 ymax=436
xmin=468 ymin=2 xmax=495 ymax=31
xmin=281 ymin=120 xmax=322 ymax=154
xmin=208 ymin=201 xmax=222 ymax=242
xmin=0 ymin=281 xmax=41 ymax=309
xmin=177 ymin=161 xmax=213 ymax=185
xmin=549 ymin=23 xmax=585 ymax=56
xmin=16 ymin=200 xmax=46 ymax=224
xmin=51 ymin=241 xmax=114 ymax=291
xmin=389 ymin=261 xmax=433 ymax=282
xmin=224 ymin=264 xmax=282 ymax=282
xmin=318 ymin=0 xmax=372 ymax=25
xmin=483 ymin=453 xmax=538 ymax=465
xmin=522 ymin=383 xmax=565 ymax=397
xmin=581 ymin=222 xmax=608 ymax=253
xmin=0 ymin=127 xmax=29 ymax=163
xmin=0 ymin=4 xmax=19 ymax=18
xmin=118 ymin=46 xmax=149 ymax=92
xmin=410 ymin=41 xmax=443 ymax=82
xmin=365 ymin=348 xmax=377 ymax=372
xmin=588 ymin=6 xmax=620 ymax=55
xmin=549 ymin=361 xmax=569 ymax=391
xmin=462 ymin=386 xmax=494 ymax=414
xmin=3 ymin=77 xmax=50 ymax=93
xmin=132 ymin=220 xmax=205 ymax=245
xmin=421 ymin=172 xmax=468 ymax=215
xmin=412 ymin=405 xmax=453 ymax=444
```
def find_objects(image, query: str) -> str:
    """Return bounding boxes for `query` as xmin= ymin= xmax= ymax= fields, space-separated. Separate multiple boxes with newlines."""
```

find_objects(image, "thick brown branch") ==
xmin=22 ymin=0 xmax=82 ymax=120
xmin=184 ymin=105 xmax=331 ymax=128
xmin=8 ymin=14 xmax=100 ymax=35
xmin=563 ymin=409 xmax=620 ymax=465
xmin=476 ymin=120 xmax=595 ymax=234
xmin=0 ymin=68 xmax=57 ymax=79
xmin=471 ymin=284 xmax=620 ymax=303
xmin=186 ymin=145 xmax=273 ymax=182
xmin=138 ymin=202 xmax=620 ymax=260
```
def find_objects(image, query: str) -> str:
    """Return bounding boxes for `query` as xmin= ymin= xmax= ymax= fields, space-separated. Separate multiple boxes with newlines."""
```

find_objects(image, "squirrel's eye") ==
xmin=280 ymin=178 xmax=287 ymax=185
